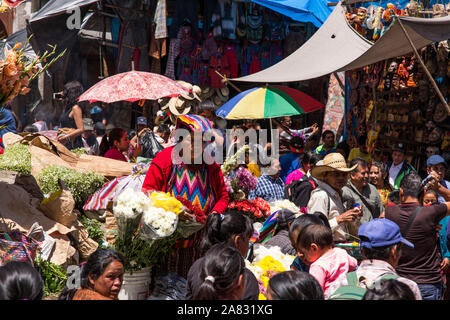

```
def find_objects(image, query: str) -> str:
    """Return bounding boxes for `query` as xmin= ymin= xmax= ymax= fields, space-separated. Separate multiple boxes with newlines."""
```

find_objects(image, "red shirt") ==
xmin=141 ymin=146 xmax=229 ymax=214
xmin=104 ymin=148 xmax=127 ymax=162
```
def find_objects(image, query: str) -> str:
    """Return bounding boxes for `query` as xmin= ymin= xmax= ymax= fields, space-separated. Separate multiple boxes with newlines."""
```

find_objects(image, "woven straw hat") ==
xmin=311 ymin=152 xmax=357 ymax=181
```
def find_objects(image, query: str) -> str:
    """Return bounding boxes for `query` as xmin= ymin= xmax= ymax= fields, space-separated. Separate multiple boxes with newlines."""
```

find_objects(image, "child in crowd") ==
xmin=289 ymin=212 xmax=330 ymax=272
xmin=423 ymin=189 xmax=438 ymax=206
xmin=296 ymin=224 xmax=357 ymax=298
xmin=0 ymin=261 xmax=44 ymax=300
xmin=186 ymin=210 xmax=259 ymax=300
xmin=266 ymin=270 xmax=324 ymax=300
xmin=192 ymin=243 xmax=247 ymax=300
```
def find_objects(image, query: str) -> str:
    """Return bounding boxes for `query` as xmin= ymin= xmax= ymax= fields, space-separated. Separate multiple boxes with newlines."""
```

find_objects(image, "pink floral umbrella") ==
xmin=77 ymin=71 xmax=189 ymax=103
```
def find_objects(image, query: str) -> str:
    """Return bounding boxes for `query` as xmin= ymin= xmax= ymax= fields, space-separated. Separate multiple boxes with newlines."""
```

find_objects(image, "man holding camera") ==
xmin=385 ymin=172 xmax=450 ymax=300
xmin=426 ymin=155 xmax=450 ymax=203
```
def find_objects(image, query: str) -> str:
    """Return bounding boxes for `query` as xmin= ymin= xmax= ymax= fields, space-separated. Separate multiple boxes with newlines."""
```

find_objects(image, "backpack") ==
xmin=328 ymin=271 xmax=399 ymax=300
xmin=284 ymin=176 xmax=317 ymax=209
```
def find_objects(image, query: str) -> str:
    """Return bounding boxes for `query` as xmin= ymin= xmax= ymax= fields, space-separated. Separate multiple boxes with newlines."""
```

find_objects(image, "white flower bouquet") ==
xmin=246 ymin=244 xmax=295 ymax=300
xmin=139 ymin=192 xmax=183 ymax=241
xmin=113 ymin=188 xmax=150 ymax=239
xmin=113 ymin=189 xmax=181 ymax=272
xmin=269 ymin=199 xmax=301 ymax=215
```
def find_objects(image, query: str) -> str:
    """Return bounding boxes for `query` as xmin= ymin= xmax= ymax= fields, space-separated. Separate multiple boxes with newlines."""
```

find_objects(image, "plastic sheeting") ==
xmin=250 ymin=0 xmax=335 ymax=28
xmin=30 ymin=0 xmax=99 ymax=22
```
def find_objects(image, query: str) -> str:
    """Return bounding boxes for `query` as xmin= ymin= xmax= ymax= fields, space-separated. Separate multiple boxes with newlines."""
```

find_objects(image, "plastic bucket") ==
xmin=118 ymin=267 xmax=152 ymax=300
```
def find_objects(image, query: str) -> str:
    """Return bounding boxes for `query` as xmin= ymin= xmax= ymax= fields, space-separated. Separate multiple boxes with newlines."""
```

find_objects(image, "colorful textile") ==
xmin=377 ymin=187 xmax=391 ymax=207
xmin=142 ymin=146 xmax=229 ymax=214
xmin=314 ymin=143 xmax=337 ymax=157
xmin=175 ymin=114 xmax=213 ymax=133
xmin=83 ymin=175 xmax=128 ymax=211
xmin=253 ymin=210 xmax=279 ymax=245
xmin=0 ymin=231 xmax=40 ymax=265
xmin=168 ymin=164 xmax=215 ymax=215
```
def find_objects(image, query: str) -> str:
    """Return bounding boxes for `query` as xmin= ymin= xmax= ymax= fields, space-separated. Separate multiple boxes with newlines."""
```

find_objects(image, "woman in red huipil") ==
xmin=141 ymin=114 xmax=229 ymax=278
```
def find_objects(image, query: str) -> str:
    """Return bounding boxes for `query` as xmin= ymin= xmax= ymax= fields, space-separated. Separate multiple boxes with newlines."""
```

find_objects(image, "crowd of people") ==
xmin=2 ymin=80 xmax=450 ymax=302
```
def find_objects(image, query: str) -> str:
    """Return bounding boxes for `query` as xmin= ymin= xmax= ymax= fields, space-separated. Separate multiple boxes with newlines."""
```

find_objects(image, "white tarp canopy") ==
xmin=233 ymin=2 xmax=450 ymax=83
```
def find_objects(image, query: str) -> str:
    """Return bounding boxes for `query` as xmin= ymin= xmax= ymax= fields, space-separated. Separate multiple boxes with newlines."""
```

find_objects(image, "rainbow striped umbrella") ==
xmin=216 ymin=85 xmax=324 ymax=119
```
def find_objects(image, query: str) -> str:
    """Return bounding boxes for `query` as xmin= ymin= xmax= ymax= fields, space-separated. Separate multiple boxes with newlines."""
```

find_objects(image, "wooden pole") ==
xmin=214 ymin=70 xmax=242 ymax=93
xmin=395 ymin=16 xmax=450 ymax=116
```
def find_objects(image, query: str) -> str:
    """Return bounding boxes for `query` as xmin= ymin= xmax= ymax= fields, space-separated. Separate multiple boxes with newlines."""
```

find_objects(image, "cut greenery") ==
xmin=79 ymin=214 xmax=106 ymax=248
xmin=34 ymin=257 xmax=68 ymax=297
xmin=37 ymin=165 xmax=105 ymax=208
xmin=0 ymin=143 xmax=31 ymax=175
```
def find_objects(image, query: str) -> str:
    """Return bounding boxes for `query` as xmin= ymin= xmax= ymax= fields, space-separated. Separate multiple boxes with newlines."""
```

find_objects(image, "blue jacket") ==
xmin=279 ymin=152 xmax=302 ymax=183
xmin=0 ymin=108 xmax=17 ymax=147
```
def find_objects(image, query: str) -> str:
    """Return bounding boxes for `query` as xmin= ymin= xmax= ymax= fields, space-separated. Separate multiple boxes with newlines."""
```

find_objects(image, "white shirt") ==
xmin=307 ymin=180 xmax=358 ymax=242
xmin=388 ymin=161 xmax=404 ymax=189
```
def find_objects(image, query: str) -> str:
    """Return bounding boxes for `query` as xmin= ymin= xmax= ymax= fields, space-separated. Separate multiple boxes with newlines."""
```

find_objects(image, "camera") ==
xmin=421 ymin=174 xmax=434 ymax=188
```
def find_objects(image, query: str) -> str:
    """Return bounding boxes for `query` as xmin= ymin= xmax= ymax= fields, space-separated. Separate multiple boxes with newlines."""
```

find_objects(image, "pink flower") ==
xmin=236 ymin=167 xmax=258 ymax=191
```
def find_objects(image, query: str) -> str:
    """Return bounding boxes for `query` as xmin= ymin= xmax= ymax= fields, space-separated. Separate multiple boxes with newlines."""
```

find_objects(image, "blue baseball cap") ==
xmin=90 ymin=106 xmax=103 ymax=114
xmin=426 ymin=155 xmax=447 ymax=168
xmin=358 ymin=218 xmax=414 ymax=249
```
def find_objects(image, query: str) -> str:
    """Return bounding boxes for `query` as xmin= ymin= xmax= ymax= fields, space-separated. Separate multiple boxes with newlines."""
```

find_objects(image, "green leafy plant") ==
xmin=71 ymin=148 xmax=88 ymax=156
xmin=37 ymin=165 xmax=105 ymax=208
xmin=78 ymin=214 xmax=105 ymax=248
xmin=0 ymin=143 xmax=31 ymax=174
xmin=35 ymin=257 xmax=68 ymax=297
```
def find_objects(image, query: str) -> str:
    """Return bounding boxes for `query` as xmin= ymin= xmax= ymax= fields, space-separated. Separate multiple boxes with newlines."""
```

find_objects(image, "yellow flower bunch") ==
xmin=149 ymin=191 xmax=183 ymax=215
xmin=257 ymin=256 xmax=285 ymax=273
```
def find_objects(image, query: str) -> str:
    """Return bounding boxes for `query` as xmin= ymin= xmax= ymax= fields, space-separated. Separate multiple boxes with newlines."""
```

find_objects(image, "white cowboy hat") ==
xmin=311 ymin=152 xmax=357 ymax=181
xmin=168 ymin=97 xmax=191 ymax=116
xmin=177 ymin=80 xmax=202 ymax=101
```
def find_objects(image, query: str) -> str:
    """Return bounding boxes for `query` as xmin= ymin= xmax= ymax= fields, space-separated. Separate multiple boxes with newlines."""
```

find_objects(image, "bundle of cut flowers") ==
xmin=0 ymin=35 xmax=65 ymax=106
xmin=112 ymin=188 xmax=154 ymax=272
xmin=176 ymin=196 xmax=206 ymax=224
xmin=221 ymin=144 xmax=249 ymax=176
xmin=245 ymin=244 xmax=295 ymax=300
xmin=227 ymin=197 xmax=271 ymax=223
xmin=139 ymin=191 xmax=183 ymax=240
xmin=269 ymin=199 xmax=301 ymax=215
xmin=227 ymin=167 xmax=258 ymax=200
